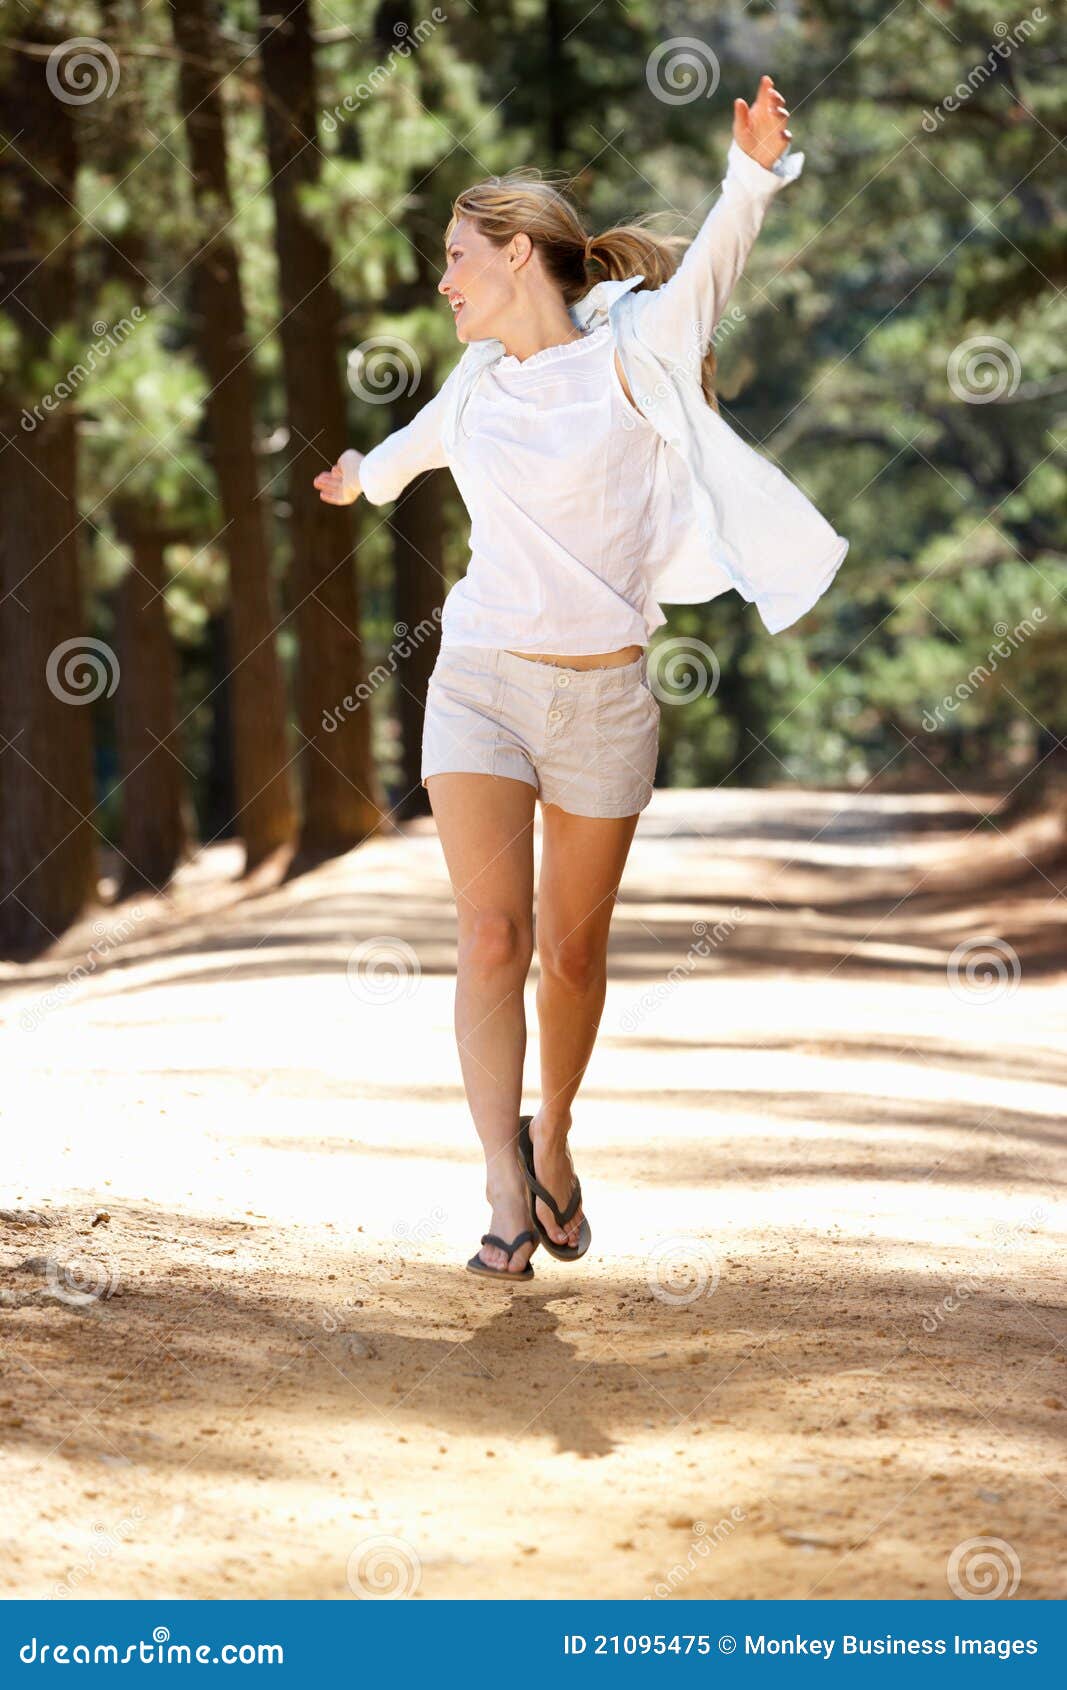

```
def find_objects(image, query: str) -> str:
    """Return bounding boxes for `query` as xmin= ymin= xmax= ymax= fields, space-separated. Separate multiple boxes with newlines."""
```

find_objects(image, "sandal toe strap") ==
xmin=518 ymin=1121 xmax=583 ymax=1229
xmin=480 ymin=1229 xmax=536 ymax=1257
xmin=527 ymin=1173 xmax=582 ymax=1228
xmin=557 ymin=1180 xmax=582 ymax=1227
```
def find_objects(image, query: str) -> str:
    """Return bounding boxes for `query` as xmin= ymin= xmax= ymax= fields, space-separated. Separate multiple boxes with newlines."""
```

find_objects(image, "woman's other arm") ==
xmin=630 ymin=75 xmax=802 ymax=366
xmin=314 ymin=363 xmax=455 ymax=508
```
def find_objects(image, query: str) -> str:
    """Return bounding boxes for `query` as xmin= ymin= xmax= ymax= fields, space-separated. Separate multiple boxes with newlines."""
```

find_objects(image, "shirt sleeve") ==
xmin=351 ymin=372 xmax=453 ymax=506
xmin=629 ymin=140 xmax=804 ymax=367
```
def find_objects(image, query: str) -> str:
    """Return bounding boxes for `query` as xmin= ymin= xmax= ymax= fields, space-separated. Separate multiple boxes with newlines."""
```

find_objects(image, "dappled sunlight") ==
xmin=3 ymin=790 xmax=1064 ymax=1598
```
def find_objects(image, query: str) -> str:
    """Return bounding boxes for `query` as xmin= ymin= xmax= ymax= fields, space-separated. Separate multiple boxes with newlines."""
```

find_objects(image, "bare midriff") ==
xmin=504 ymin=645 xmax=643 ymax=670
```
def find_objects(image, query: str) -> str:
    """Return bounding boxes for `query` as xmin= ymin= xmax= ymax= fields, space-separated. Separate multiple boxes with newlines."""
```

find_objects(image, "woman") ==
xmin=315 ymin=76 xmax=847 ymax=1284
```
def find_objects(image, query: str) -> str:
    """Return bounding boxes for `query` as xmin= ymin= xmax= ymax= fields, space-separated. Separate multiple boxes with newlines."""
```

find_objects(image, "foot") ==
xmin=528 ymin=1110 xmax=586 ymax=1248
xmin=476 ymin=1185 xmax=537 ymax=1274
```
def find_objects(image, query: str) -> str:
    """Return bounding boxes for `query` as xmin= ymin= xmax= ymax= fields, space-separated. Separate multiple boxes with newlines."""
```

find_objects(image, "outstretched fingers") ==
xmin=313 ymin=463 xmax=347 ymax=504
xmin=733 ymin=74 xmax=793 ymax=167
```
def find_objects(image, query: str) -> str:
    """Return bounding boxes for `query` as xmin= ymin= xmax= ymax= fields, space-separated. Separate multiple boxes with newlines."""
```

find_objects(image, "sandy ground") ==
xmin=1 ymin=785 xmax=1065 ymax=1601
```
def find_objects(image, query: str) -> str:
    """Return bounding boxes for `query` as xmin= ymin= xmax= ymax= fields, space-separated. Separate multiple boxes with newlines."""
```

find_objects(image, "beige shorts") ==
xmin=422 ymin=645 xmax=660 ymax=818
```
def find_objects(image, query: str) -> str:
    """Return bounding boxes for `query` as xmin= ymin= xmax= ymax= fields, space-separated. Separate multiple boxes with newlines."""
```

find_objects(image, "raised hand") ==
xmin=733 ymin=74 xmax=793 ymax=171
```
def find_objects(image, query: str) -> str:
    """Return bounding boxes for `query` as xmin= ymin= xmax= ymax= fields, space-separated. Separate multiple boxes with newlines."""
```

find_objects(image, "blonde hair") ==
xmin=446 ymin=167 xmax=719 ymax=413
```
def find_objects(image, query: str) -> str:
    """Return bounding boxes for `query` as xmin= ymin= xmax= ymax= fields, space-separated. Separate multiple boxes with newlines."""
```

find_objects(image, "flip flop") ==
xmin=466 ymin=1152 xmax=540 ymax=1281
xmin=518 ymin=1114 xmax=592 ymax=1262
xmin=466 ymin=1226 xmax=539 ymax=1282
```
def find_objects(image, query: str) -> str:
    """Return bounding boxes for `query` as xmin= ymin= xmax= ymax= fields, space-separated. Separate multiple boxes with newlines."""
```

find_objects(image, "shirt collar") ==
xmin=569 ymin=273 xmax=645 ymax=328
xmin=459 ymin=273 xmax=645 ymax=367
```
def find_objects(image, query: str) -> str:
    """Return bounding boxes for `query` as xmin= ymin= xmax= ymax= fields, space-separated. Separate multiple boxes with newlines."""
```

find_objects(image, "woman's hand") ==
xmin=733 ymin=74 xmax=792 ymax=171
xmin=313 ymin=448 xmax=364 ymax=506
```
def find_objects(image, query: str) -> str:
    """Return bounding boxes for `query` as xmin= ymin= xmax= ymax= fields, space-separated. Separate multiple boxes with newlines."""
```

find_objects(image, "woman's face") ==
xmin=438 ymin=216 xmax=519 ymax=344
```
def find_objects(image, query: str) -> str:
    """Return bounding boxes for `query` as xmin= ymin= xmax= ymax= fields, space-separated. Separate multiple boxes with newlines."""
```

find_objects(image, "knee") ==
xmin=461 ymin=909 xmax=532 ymax=981
xmin=539 ymin=933 xmax=603 ymax=995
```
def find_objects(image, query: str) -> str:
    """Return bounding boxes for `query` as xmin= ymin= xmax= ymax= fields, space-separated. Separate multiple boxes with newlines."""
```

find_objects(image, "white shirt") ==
xmin=440 ymin=320 xmax=670 ymax=652
xmin=352 ymin=140 xmax=850 ymax=639
xmin=357 ymin=319 xmax=670 ymax=653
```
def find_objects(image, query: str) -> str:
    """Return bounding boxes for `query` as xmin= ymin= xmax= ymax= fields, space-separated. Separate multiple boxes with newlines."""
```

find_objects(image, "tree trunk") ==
xmin=113 ymin=530 xmax=189 ymax=894
xmin=203 ymin=611 xmax=237 ymax=845
xmin=168 ymin=0 xmax=297 ymax=871
xmin=97 ymin=2 xmax=190 ymax=897
xmin=370 ymin=0 xmax=448 ymax=818
xmin=258 ymin=0 xmax=384 ymax=855
xmin=387 ymin=379 xmax=445 ymax=818
xmin=0 ymin=36 xmax=95 ymax=956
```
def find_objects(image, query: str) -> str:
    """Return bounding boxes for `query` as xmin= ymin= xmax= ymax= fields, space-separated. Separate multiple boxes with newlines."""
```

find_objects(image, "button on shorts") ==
xmin=421 ymin=645 xmax=660 ymax=818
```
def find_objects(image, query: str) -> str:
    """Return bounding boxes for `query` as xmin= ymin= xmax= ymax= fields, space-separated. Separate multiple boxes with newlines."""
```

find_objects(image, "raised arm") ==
xmin=630 ymin=75 xmax=802 ymax=366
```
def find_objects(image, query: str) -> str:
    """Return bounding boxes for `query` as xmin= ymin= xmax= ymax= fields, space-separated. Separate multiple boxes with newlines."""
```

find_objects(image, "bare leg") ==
xmin=425 ymin=772 xmax=538 ymax=1272
xmin=531 ymin=803 xmax=641 ymax=1246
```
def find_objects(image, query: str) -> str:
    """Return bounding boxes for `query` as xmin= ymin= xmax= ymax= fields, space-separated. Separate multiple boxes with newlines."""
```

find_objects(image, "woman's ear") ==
xmin=508 ymin=229 xmax=534 ymax=270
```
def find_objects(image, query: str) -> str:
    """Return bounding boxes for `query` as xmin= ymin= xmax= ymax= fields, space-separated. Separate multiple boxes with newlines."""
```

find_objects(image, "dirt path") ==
xmin=2 ymin=787 xmax=1065 ymax=1600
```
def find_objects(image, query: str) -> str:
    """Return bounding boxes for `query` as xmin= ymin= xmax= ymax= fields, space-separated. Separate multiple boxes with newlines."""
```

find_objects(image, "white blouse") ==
xmin=350 ymin=141 xmax=850 ymax=640
xmin=359 ymin=319 xmax=672 ymax=654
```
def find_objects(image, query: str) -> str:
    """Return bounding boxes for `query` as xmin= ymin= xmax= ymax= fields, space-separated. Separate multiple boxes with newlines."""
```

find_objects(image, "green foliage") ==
xmin=2 ymin=0 xmax=1061 ymax=821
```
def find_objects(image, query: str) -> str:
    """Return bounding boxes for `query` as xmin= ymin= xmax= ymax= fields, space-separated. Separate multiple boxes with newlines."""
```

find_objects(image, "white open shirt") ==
xmin=350 ymin=140 xmax=848 ymax=644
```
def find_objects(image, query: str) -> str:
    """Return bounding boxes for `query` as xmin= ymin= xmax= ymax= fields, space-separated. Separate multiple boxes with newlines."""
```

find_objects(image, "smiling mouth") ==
xmin=450 ymin=297 xmax=466 ymax=318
